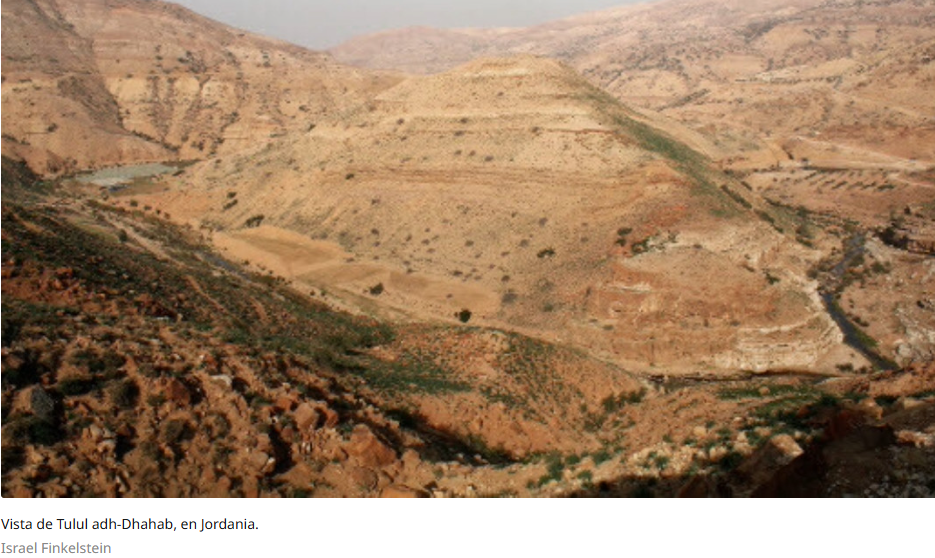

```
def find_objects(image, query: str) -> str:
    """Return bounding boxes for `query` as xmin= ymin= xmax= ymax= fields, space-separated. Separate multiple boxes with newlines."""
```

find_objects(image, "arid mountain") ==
xmin=5 ymin=160 xmax=934 ymax=498
xmin=1 ymin=0 xmax=399 ymax=176
xmin=332 ymin=0 xmax=935 ymax=165
xmin=2 ymin=0 xmax=934 ymax=499
xmin=136 ymin=55 xmax=862 ymax=376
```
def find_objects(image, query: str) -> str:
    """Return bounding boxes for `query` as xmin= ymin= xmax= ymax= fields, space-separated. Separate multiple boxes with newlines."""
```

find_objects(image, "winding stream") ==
xmin=819 ymin=233 xmax=896 ymax=370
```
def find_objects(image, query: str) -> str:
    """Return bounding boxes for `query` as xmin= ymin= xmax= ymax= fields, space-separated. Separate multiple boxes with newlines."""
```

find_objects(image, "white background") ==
xmin=1 ymin=498 xmax=931 ymax=557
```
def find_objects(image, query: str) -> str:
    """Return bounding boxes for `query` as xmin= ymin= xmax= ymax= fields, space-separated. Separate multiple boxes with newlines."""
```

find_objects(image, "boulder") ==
xmin=275 ymin=394 xmax=298 ymax=412
xmin=247 ymin=451 xmax=271 ymax=473
xmin=894 ymin=397 xmax=924 ymax=412
xmin=857 ymin=398 xmax=884 ymax=420
xmin=401 ymin=449 xmax=422 ymax=470
xmin=209 ymin=374 xmax=233 ymax=389
xmin=348 ymin=466 xmax=379 ymax=492
xmin=163 ymin=379 xmax=191 ymax=407
xmin=347 ymin=425 xmax=396 ymax=468
xmin=826 ymin=408 xmax=867 ymax=440
xmin=321 ymin=407 xmax=340 ymax=429
xmin=293 ymin=403 xmax=320 ymax=432
xmin=736 ymin=434 xmax=803 ymax=487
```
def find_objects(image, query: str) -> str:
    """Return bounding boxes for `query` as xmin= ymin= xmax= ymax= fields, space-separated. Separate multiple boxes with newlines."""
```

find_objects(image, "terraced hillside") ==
xmin=0 ymin=157 xmax=637 ymax=496
xmin=1 ymin=0 xmax=399 ymax=176
xmin=5 ymin=160 xmax=933 ymax=498
xmin=3 ymin=0 xmax=933 ymax=499
xmin=333 ymin=0 xmax=935 ymax=167
xmin=132 ymin=56 xmax=859 ymax=376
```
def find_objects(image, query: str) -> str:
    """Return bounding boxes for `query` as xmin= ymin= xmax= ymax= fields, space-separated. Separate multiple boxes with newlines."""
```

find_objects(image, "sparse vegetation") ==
xmin=4 ymin=1 xmax=933 ymax=499
xmin=536 ymin=247 xmax=556 ymax=259
xmin=615 ymin=227 xmax=632 ymax=247
xmin=720 ymin=185 xmax=753 ymax=209
xmin=630 ymin=237 xmax=651 ymax=255
xmin=244 ymin=214 xmax=265 ymax=228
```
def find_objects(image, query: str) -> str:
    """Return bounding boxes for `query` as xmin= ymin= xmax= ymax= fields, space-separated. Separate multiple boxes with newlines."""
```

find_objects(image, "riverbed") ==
xmin=820 ymin=233 xmax=897 ymax=370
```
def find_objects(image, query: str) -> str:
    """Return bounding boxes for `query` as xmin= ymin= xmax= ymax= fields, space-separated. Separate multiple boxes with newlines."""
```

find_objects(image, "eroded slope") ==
xmin=4 ymin=160 xmax=933 ymax=499
xmin=1 ymin=0 xmax=399 ymax=175
xmin=143 ymin=56 xmax=849 ymax=375
xmin=332 ymin=0 xmax=935 ymax=166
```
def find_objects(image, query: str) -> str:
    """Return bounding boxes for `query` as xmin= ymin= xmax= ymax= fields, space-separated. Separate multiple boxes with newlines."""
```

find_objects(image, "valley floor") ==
xmin=2 ymin=162 xmax=934 ymax=497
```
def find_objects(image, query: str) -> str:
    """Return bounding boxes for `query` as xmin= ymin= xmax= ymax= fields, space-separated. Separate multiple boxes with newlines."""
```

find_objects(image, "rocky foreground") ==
xmin=3 ymin=159 xmax=933 ymax=497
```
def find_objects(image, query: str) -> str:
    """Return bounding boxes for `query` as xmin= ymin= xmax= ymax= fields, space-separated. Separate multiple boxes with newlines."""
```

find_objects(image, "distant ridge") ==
xmin=1 ymin=0 xmax=400 ymax=175
xmin=332 ymin=0 xmax=935 ymax=165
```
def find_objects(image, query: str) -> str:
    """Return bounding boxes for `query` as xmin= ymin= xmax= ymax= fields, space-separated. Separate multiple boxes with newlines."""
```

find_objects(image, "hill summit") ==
xmin=140 ymin=55 xmax=847 ymax=375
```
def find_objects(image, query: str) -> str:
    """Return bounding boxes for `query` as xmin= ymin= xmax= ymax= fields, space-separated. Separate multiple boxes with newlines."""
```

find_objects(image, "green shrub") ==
xmin=592 ymin=449 xmax=612 ymax=465
xmin=4 ymin=349 xmax=48 ymax=388
xmin=536 ymin=248 xmax=556 ymax=259
xmin=6 ymin=416 xmax=63 ymax=447
xmin=58 ymin=377 xmax=98 ymax=397
xmin=244 ymin=215 xmax=265 ymax=228
xmin=631 ymin=238 xmax=651 ymax=255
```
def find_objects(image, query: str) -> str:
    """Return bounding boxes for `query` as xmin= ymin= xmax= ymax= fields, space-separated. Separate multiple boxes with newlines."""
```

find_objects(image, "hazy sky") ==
xmin=173 ymin=0 xmax=643 ymax=50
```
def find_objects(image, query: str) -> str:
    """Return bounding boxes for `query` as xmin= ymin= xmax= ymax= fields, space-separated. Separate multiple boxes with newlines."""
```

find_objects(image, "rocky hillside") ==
xmin=332 ymin=0 xmax=935 ymax=164
xmin=4 ymin=160 xmax=933 ymax=497
xmin=132 ymin=56 xmax=859 ymax=376
xmin=3 ymin=0 xmax=932 ymax=499
xmin=0 ymin=158 xmax=630 ymax=496
xmin=1 ymin=0 xmax=399 ymax=176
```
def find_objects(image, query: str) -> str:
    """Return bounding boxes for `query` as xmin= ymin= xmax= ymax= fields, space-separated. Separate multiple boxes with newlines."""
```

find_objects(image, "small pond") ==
xmin=76 ymin=163 xmax=178 ymax=189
